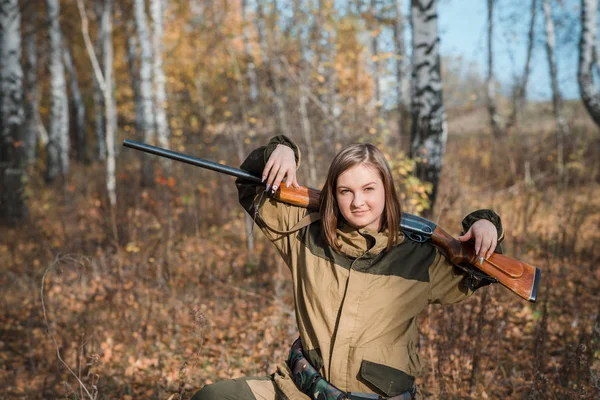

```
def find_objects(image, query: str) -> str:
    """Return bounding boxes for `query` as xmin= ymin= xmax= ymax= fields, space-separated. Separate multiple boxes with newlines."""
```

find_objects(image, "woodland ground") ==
xmin=1 ymin=103 xmax=599 ymax=399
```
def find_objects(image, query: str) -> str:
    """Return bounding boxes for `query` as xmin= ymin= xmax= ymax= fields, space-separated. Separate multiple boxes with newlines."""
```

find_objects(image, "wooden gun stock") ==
xmin=431 ymin=227 xmax=540 ymax=302
xmin=274 ymin=185 xmax=540 ymax=302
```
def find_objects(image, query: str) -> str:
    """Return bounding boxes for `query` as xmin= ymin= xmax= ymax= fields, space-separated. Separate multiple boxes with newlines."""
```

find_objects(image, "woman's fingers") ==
xmin=262 ymin=159 xmax=275 ymax=184
xmin=286 ymin=169 xmax=299 ymax=188
xmin=486 ymin=237 xmax=497 ymax=259
xmin=265 ymin=163 xmax=281 ymax=190
xmin=272 ymin=167 xmax=288 ymax=192
xmin=474 ymin=232 xmax=482 ymax=257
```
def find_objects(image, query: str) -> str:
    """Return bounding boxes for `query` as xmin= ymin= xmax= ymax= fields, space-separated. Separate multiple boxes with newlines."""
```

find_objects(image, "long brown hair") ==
xmin=319 ymin=143 xmax=402 ymax=252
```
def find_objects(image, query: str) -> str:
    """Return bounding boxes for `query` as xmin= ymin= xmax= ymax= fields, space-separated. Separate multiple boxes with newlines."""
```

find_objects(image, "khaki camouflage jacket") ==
xmin=236 ymin=136 xmax=504 ymax=398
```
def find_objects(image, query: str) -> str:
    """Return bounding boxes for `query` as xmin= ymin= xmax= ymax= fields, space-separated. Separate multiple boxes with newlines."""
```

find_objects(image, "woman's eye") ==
xmin=339 ymin=190 xmax=349 ymax=194
xmin=365 ymin=187 xmax=373 ymax=191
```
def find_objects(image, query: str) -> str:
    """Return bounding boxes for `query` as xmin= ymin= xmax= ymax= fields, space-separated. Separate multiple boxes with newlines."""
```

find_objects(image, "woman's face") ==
xmin=336 ymin=163 xmax=386 ymax=232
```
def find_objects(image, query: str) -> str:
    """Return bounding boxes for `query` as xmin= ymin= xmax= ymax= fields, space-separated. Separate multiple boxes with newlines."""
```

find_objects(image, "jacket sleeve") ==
xmin=429 ymin=209 xmax=505 ymax=304
xmin=428 ymin=250 xmax=474 ymax=304
xmin=235 ymin=135 xmax=308 ymax=267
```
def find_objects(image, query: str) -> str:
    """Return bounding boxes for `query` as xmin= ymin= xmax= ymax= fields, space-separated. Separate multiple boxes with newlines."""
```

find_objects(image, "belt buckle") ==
xmin=346 ymin=393 xmax=381 ymax=400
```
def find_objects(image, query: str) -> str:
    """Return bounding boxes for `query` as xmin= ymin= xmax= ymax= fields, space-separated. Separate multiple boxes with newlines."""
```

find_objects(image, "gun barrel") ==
xmin=123 ymin=139 xmax=263 ymax=183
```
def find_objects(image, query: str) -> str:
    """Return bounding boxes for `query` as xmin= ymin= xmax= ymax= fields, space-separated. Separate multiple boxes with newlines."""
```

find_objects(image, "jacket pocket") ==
xmin=359 ymin=360 xmax=415 ymax=397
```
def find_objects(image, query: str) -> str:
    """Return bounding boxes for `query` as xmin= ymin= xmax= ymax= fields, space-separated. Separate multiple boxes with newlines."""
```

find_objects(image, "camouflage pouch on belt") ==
xmin=287 ymin=338 xmax=345 ymax=400
xmin=287 ymin=339 xmax=417 ymax=400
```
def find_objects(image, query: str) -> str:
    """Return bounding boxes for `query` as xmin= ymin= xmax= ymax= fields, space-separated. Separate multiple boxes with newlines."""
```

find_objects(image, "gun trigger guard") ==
xmin=404 ymin=232 xmax=428 ymax=243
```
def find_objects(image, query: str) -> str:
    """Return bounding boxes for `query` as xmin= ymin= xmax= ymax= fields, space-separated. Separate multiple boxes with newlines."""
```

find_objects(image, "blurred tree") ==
xmin=150 ymin=0 xmax=170 ymax=151
xmin=0 ymin=0 xmax=27 ymax=224
xmin=368 ymin=0 xmax=385 ymax=143
xmin=507 ymin=0 xmax=537 ymax=132
xmin=102 ymin=0 xmax=116 ymax=207
xmin=409 ymin=0 xmax=447 ymax=211
xmin=126 ymin=21 xmax=143 ymax=140
xmin=543 ymin=0 xmax=568 ymax=178
xmin=134 ymin=0 xmax=157 ymax=187
xmin=63 ymin=41 xmax=86 ymax=163
xmin=295 ymin=0 xmax=318 ymax=188
xmin=22 ymin=6 xmax=43 ymax=165
xmin=242 ymin=0 xmax=258 ymax=107
xmin=578 ymin=0 xmax=600 ymax=126
xmin=45 ymin=0 xmax=70 ymax=183
xmin=393 ymin=0 xmax=409 ymax=139
xmin=486 ymin=0 xmax=503 ymax=138
xmin=94 ymin=0 xmax=106 ymax=161
xmin=76 ymin=0 xmax=116 ymax=207
xmin=256 ymin=0 xmax=290 ymax=137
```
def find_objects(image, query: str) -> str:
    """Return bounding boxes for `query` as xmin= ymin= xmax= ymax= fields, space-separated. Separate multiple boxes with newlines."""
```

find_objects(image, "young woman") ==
xmin=192 ymin=136 xmax=503 ymax=400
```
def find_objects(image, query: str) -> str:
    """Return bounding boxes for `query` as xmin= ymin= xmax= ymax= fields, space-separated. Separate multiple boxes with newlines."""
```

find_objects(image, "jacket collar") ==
xmin=335 ymin=221 xmax=395 ymax=258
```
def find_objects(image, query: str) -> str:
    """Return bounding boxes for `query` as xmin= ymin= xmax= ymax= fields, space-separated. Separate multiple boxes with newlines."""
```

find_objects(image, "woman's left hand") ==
xmin=457 ymin=219 xmax=498 ymax=263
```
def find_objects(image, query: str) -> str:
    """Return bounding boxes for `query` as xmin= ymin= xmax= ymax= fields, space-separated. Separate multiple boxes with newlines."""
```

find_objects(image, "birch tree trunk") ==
xmin=543 ymin=0 xmax=568 ymax=178
xmin=23 ymin=12 xmax=39 ymax=165
xmin=46 ymin=0 xmax=70 ymax=182
xmin=394 ymin=0 xmax=409 ymax=139
xmin=0 ymin=0 xmax=27 ymax=223
xmin=486 ymin=0 xmax=502 ymax=138
xmin=150 ymin=0 xmax=169 ymax=149
xmin=325 ymin=6 xmax=340 ymax=145
xmin=103 ymin=0 xmax=116 ymax=206
xmin=63 ymin=43 xmax=87 ymax=163
xmin=369 ymin=0 xmax=385 ymax=143
xmin=578 ymin=0 xmax=600 ymax=126
xmin=94 ymin=0 xmax=106 ymax=160
xmin=409 ymin=0 xmax=448 ymax=210
xmin=126 ymin=21 xmax=143 ymax=137
xmin=134 ymin=0 xmax=157 ymax=186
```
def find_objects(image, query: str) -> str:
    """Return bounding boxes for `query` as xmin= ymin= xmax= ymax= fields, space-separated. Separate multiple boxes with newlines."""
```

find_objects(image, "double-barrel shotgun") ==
xmin=123 ymin=139 xmax=541 ymax=302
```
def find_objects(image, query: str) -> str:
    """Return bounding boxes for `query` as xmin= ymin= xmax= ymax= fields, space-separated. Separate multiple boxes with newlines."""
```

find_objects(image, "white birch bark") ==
xmin=409 ymin=0 xmax=448 ymax=209
xmin=150 ymin=0 xmax=169 ymax=149
xmin=326 ymin=26 xmax=340 ymax=144
xmin=23 ymin=13 xmax=39 ymax=165
xmin=94 ymin=0 xmax=106 ymax=160
xmin=127 ymin=21 xmax=143 ymax=136
xmin=0 ymin=0 xmax=27 ymax=222
xmin=63 ymin=42 xmax=86 ymax=162
xmin=486 ymin=0 xmax=502 ymax=138
xmin=369 ymin=0 xmax=385 ymax=142
xmin=103 ymin=0 xmax=116 ymax=206
xmin=543 ymin=0 xmax=568 ymax=177
xmin=134 ymin=0 xmax=156 ymax=186
xmin=578 ymin=0 xmax=600 ymax=126
xmin=46 ymin=0 xmax=69 ymax=182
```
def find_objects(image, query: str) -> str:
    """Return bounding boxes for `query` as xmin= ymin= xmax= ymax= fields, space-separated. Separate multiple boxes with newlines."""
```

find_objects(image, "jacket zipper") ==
xmin=327 ymin=250 xmax=367 ymax=381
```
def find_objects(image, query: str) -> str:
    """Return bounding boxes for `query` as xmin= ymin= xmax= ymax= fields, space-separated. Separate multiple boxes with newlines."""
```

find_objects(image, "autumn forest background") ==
xmin=1 ymin=0 xmax=599 ymax=399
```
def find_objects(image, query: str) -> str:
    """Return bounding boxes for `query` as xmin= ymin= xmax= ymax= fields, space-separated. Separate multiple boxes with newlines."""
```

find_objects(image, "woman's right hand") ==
xmin=262 ymin=144 xmax=300 ymax=193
